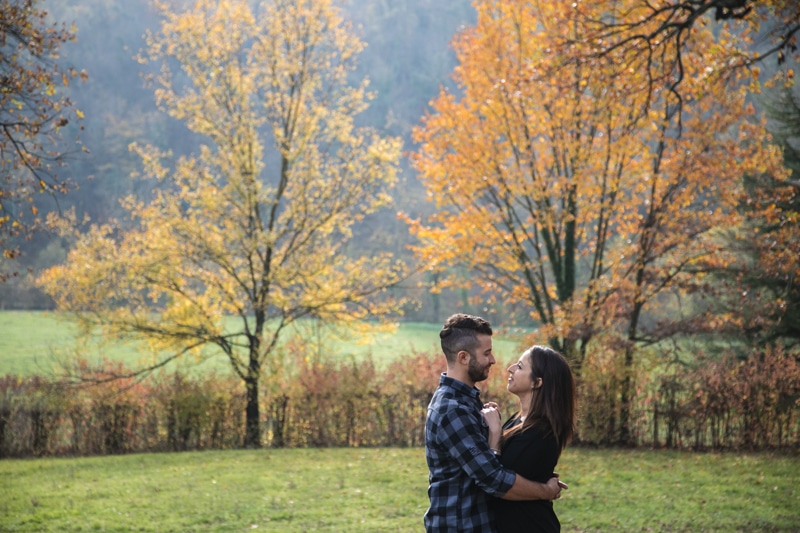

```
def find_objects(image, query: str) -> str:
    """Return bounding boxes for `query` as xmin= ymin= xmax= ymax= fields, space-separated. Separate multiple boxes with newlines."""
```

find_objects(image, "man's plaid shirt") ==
xmin=424 ymin=374 xmax=516 ymax=532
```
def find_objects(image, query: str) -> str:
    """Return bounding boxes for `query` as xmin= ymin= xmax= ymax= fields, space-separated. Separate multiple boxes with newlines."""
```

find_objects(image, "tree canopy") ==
xmin=574 ymin=0 xmax=800 ymax=120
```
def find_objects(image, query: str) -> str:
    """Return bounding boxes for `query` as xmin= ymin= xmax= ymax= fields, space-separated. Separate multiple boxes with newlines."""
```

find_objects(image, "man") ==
xmin=424 ymin=313 xmax=566 ymax=532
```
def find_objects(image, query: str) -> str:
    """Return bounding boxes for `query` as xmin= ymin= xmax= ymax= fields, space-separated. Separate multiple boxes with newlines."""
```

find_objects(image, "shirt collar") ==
xmin=439 ymin=372 xmax=482 ymax=400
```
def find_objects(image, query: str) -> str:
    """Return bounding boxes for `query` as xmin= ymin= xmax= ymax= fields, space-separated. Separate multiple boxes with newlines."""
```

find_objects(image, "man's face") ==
xmin=467 ymin=333 xmax=495 ymax=383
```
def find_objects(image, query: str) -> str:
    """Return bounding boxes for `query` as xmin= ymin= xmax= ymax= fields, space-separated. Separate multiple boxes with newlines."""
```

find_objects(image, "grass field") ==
xmin=1 ymin=447 xmax=798 ymax=532
xmin=4 ymin=312 xmax=799 ymax=532
xmin=0 ymin=311 xmax=530 ymax=377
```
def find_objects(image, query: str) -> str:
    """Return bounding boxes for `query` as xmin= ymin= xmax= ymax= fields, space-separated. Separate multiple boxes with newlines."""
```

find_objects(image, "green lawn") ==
xmin=1 ymin=447 xmax=797 ymax=532
xmin=5 ymin=312 xmax=797 ymax=532
xmin=0 ymin=311 xmax=530 ymax=377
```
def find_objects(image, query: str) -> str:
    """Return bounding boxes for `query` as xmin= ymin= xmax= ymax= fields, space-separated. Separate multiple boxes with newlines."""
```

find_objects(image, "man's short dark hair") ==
xmin=439 ymin=313 xmax=492 ymax=362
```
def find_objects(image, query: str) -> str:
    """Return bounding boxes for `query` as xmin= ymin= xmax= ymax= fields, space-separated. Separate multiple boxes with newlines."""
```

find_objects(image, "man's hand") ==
xmin=501 ymin=473 xmax=567 ymax=501
xmin=547 ymin=474 xmax=568 ymax=500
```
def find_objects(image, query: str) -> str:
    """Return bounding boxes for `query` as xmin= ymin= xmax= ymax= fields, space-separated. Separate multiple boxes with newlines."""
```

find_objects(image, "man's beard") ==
xmin=468 ymin=354 xmax=491 ymax=383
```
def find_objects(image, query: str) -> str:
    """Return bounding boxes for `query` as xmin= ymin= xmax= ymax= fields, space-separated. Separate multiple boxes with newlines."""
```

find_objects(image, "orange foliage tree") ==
xmin=404 ymin=0 xmax=787 ymax=443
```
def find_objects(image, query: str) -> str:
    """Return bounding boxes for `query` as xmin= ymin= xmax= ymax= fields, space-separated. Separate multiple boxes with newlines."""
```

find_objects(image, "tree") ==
xmin=720 ymin=83 xmax=800 ymax=347
xmin=38 ymin=0 xmax=406 ymax=448
xmin=404 ymin=0 xmax=785 ymax=443
xmin=406 ymin=0 xmax=638 ymax=360
xmin=757 ymin=85 xmax=800 ymax=345
xmin=573 ymin=0 xmax=799 ymax=120
xmin=0 ymin=0 xmax=85 ymax=280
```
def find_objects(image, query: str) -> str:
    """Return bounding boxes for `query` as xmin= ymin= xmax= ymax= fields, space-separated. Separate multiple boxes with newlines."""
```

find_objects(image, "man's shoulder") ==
xmin=427 ymin=391 xmax=481 ymax=435
xmin=429 ymin=385 xmax=474 ymax=413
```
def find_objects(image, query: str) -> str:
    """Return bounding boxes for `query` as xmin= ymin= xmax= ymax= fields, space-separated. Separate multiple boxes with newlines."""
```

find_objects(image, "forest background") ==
xmin=1 ymin=0 xmax=799 ymax=456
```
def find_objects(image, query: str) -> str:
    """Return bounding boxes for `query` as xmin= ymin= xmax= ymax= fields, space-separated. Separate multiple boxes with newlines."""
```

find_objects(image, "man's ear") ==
xmin=457 ymin=350 xmax=471 ymax=365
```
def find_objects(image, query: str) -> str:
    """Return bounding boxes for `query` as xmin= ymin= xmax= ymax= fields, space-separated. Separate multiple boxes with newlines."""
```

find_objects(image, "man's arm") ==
xmin=500 ymin=475 xmax=567 ymax=501
xmin=480 ymin=405 xmax=567 ymax=501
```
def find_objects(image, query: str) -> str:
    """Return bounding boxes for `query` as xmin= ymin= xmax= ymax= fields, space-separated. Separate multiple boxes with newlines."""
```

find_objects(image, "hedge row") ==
xmin=1 ymin=346 xmax=798 ymax=457
xmin=0 ymin=373 xmax=246 ymax=456
xmin=579 ymin=344 xmax=800 ymax=449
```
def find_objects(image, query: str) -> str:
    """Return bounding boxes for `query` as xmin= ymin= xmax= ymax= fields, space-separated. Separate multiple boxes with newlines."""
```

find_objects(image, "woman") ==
xmin=485 ymin=346 xmax=577 ymax=532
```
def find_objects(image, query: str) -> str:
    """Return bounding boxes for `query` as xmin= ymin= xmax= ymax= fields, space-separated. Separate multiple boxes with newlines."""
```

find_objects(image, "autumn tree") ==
xmin=405 ymin=0 xmax=786 ymax=443
xmin=39 ymin=0 xmax=406 ymax=448
xmin=0 ymin=0 xmax=85 ymax=280
xmin=406 ymin=0 xmax=640 ymax=361
xmin=571 ymin=0 xmax=799 ymax=440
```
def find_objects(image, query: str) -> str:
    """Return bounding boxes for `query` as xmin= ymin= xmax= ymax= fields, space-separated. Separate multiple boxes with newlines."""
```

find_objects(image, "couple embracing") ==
xmin=424 ymin=313 xmax=577 ymax=533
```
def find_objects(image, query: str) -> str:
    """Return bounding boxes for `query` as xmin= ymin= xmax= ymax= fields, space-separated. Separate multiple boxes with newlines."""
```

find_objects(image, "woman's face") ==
xmin=506 ymin=352 xmax=534 ymax=396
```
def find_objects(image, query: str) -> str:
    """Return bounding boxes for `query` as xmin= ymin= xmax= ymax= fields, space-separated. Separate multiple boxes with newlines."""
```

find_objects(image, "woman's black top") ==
xmin=490 ymin=414 xmax=561 ymax=533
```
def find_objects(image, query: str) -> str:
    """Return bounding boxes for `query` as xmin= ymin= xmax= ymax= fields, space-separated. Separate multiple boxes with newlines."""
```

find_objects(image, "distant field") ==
xmin=1 ymin=447 xmax=798 ymax=532
xmin=0 ymin=311 xmax=530 ymax=377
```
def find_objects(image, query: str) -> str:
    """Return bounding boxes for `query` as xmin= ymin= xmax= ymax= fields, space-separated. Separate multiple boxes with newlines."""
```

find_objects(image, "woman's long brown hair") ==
xmin=500 ymin=346 xmax=577 ymax=453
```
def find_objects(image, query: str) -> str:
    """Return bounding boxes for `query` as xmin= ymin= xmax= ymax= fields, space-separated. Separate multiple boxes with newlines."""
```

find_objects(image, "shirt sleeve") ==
xmin=435 ymin=402 xmax=516 ymax=495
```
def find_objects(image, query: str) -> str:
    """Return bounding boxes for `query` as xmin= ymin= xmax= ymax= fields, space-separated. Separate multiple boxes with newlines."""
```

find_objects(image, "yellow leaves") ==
xmin=36 ymin=0 xmax=406 ymax=375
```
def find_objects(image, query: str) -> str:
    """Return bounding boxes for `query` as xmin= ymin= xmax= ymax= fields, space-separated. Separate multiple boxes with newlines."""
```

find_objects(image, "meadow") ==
xmin=3 ymin=311 xmax=799 ymax=531
xmin=0 ymin=311 xmax=530 ymax=377
xmin=1 ymin=447 xmax=798 ymax=532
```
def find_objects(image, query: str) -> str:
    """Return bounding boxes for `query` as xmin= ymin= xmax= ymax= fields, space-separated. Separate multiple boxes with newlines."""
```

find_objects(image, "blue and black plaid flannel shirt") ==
xmin=424 ymin=373 xmax=516 ymax=532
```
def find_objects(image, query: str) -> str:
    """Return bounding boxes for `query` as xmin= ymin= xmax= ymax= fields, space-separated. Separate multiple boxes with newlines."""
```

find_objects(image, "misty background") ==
xmin=1 ymin=0 xmax=479 ymax=320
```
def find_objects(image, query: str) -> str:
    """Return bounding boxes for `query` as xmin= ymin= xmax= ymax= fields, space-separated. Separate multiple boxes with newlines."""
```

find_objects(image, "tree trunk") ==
xmin=619 ymin=297 xmax=643 ymax=446
xmin=618 ymin=345 xmax=635 ymax=446
xmin=270 ymin=394 xmax=289 ymax=448
xmin=244 ymin=376 xmax=260 ymax=448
